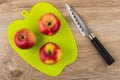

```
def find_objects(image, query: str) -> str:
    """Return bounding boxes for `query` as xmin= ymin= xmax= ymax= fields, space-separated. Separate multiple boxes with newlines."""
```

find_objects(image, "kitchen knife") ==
xmin=65 ymin=3 xmax=115 ymax=65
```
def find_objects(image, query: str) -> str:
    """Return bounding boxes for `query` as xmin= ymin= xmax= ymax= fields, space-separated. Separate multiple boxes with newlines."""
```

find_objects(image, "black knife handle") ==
xmin=91 ymin=37 xmax=115 ymax=65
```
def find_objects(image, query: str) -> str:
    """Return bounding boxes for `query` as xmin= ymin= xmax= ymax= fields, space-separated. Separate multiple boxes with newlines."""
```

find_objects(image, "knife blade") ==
xmin=65 ymin=3 xmax=115 ymax=65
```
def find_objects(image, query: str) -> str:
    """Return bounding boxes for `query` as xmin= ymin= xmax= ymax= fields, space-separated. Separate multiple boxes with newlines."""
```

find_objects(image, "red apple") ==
xmin=38 ymin=13 xmax=61 ymax=36
xmin=40 ymin=42 xmax=62 ymax=65
xmin=14 ymin=28 xmax=36 ymax=49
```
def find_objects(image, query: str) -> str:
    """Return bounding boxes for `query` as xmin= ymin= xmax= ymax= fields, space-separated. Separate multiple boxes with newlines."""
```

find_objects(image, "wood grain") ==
xmin=0 ymin=0 xmax=120 ymax=80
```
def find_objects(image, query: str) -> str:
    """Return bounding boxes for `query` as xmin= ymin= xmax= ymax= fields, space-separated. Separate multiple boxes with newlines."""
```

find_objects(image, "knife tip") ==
xmin=65 ymin=3 xmax=68 ymax=6
xmin=65 ymin=3 xmax=70 ymax=10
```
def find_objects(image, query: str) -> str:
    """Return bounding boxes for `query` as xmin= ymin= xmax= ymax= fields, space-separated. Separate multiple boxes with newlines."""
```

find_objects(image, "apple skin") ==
xmin=38 ymin=13 xmax=61 ymax=36
xmin=40 ymin=42 xmax=62 ymax=65
xmin=14 ymin=28 xmax=36 ymax=49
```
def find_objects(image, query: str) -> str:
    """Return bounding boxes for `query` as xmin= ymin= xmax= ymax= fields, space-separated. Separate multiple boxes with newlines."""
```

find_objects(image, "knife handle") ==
xmin=91 ymin=37 xmax=115 ymax=65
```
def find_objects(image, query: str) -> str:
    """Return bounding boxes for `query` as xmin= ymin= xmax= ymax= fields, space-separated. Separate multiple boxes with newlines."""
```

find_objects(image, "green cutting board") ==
xmin=7 ymin=2 xmax=77 ymax=76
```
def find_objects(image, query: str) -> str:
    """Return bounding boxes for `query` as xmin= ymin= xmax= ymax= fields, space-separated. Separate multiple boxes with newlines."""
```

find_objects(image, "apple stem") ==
xmin=21 ymin=36 xmax=24 ymax=39
xmin=48 ymin=50 xmax=52 ymax=55
xmin=18 ymin=32 xmax=24 ymax=40
xmin=48 ymin=22 xmax=52 ymax=26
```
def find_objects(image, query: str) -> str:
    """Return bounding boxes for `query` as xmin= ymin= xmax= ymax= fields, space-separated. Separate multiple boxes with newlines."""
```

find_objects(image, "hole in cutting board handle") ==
xmin=21 ymin=10 xmax=29 ymax=19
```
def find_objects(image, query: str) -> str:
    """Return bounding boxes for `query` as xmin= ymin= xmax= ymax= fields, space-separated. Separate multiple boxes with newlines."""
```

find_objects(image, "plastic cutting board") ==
xmin=7 ymin=2 xmax=77 ymax=76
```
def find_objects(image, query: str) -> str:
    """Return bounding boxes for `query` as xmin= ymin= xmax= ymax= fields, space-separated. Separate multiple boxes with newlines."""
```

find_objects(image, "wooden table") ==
xmin=0 ymin=0 xmax=120 ymax=80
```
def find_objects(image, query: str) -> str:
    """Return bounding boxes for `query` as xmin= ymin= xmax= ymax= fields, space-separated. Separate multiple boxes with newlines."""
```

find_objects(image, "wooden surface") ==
xmin=0 ymin=0 xmax=120 ymax=80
